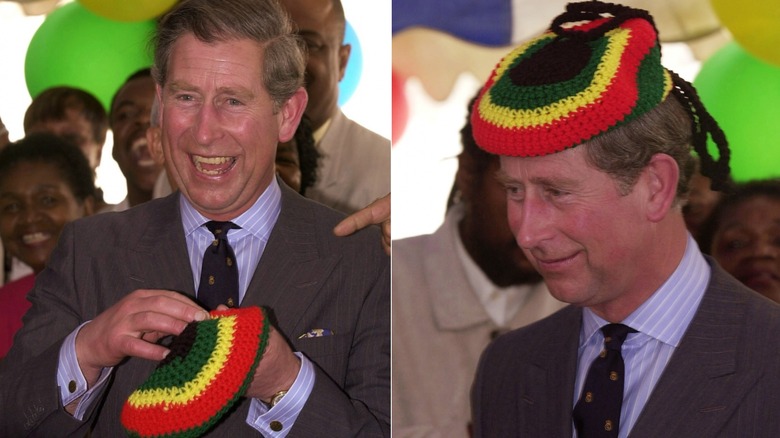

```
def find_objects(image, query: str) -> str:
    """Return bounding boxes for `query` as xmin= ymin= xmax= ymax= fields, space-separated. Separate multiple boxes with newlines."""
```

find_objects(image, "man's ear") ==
xmin=644 ymin=153 xmax=680 ymax=223
xmin=278 ymin=87 xmax=308 ymax=143
xmin=147 ymin=127 xmax=164 ymax=165
xmin=337 ymin=43 xmax=351 ymax=82
xmin=82 ymin=195 xmax=96 ymax=217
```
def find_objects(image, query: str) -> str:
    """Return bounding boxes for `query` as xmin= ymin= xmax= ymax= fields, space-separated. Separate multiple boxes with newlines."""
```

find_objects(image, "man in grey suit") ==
xmin=0 ymin=0 xmax=389 ymax=436
xmin=469 ymin=2 xmax=780 ymax=437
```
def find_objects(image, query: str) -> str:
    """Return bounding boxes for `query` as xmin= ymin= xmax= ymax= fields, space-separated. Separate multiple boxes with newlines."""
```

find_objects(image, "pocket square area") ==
xmin=298 ymin=328 xmax=334 ymax=339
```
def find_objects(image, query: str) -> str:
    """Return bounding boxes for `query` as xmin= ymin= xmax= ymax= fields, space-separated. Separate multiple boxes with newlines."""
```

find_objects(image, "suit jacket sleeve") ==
xmin=0 ymin=221 xmax=103 ymax=437
xmin=284 ymin=232 xmax=390 ymax=437
xmin=236 ymin=186 xmax=391 ymax=437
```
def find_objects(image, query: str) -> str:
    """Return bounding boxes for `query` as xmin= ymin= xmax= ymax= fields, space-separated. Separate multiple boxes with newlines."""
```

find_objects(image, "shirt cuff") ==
xmin=246 ymin=352 xmax=315 ymax=436
xmin=57 ymin=322 xmax=113 ymax=420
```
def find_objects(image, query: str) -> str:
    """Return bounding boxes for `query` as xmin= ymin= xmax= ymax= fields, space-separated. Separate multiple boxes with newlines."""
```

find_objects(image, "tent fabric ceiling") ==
xmin=393 ymin=0 xmax=721 ymax=44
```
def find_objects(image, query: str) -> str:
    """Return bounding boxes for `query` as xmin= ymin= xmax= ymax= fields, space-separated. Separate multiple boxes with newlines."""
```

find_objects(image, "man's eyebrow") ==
xmin=495 ymin=169 xmax=517 ymax=185
xmin=166 ymin=81 xmax=196 ymax=93
xmin=215 ymin=86 xmax=255 ymax=100
xmin=165 ymin=83 xmax=255 ymax=100
xmin=495 ymin=170 xmax=577 ymax=188
xmin=112 ymin=100 xmax=136 ymax=113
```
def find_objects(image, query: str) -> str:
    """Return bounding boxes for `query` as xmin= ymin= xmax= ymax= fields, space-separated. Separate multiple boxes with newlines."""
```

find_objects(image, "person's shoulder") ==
xmin=67 ymin=194 xmax=178 ymax=248
xmin=488 ymin=305 xmax=578 ymax=353
xmin=706 ymin=263 xmax=780 ymax=344
xmin=334 ymin=111 xmax=390 ymax=149
xmin=392 ymin=231 xmax=434 ymax=254
xmin=80 ymin=195 xmax=174 ymax=225
xmin=709 ymin=261 xmax=780 ymax=314
xmin=280 ymin=188 xmax=385 ymax=254
xmin=393 ymin=221 xmax=453 ymax=271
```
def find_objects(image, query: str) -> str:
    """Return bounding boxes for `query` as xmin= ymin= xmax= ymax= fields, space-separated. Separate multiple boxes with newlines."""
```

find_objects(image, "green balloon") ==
xmin=694 ymin=41 xmax=780 ymax=182
xmin=25 ymin=2 xmax=155 ymax=112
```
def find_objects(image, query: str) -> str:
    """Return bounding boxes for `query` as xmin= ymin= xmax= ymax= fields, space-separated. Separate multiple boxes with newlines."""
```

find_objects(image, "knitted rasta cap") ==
xmin=471 ymin=1 xmax=730 ymax=189
xmin=121 ymin=306 xmax=270 ymax=438
xmin=472 ymin=1 xmax=672 ymax=156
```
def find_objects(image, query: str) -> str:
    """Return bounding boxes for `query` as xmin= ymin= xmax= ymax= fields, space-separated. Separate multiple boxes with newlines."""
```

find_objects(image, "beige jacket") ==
xmin=305 ymin=109 xmax=390 ymax=214
xmin=392 ymin=205 xmax=566 ymax=438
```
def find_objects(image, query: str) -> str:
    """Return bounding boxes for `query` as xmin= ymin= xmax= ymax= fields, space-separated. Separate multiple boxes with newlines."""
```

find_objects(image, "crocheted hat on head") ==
xmin=472 ymin=1 xmax=673 ymax=157
xmin=121 ymin=306 xmax=270 ymax=438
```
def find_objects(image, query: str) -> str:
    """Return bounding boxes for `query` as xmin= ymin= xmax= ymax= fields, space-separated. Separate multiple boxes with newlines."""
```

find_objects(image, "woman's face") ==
xmin=711 ymin=195 xmax=780 ymax=303
xmin=0 ymin=162 xmax=91 ymax=273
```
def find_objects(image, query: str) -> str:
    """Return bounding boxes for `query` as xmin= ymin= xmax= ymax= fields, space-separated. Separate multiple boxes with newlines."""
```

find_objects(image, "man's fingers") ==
xmin=121 ymin=335 xmax=170 ymax=362
xmin=138 ymin=290 xmax=209 ymax=322
xmin=334 ymin=209 xmax=374 ymax=236
xmin=333 ymin=193 xmax=391 ymax=236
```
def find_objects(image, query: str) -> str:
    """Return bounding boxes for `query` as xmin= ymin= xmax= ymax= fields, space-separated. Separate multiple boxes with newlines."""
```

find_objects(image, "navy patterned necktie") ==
xmin=197 ymin=221 xmax=240 ymax=310
xmin=572 ymin=323 xmax=637 ymax=437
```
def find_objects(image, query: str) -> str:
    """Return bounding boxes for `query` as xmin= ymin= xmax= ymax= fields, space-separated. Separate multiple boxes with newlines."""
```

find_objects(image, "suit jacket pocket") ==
xmin=294 ymin=333 xmax=351 ymax=383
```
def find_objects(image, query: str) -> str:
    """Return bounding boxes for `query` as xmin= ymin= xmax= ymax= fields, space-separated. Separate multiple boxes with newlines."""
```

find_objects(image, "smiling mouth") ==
xmin=192 ymin=155 xmax=236 ymax=175
xmin=535 ymin=252 xmax=579 ymax=271
xmin=131 ymin=138 xmax=156 ymax=167
xmin=741 ymin=271 xmax=780 ymax=286
xmin=22 ymin=232 xmax=50 ymax=245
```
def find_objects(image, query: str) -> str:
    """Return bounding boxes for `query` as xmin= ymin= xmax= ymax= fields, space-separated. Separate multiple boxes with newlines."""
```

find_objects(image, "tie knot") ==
xmin=204 ymin=221 xmax=239 ymax=238
xmin=600 ymin=323 xmax=636 ymax=351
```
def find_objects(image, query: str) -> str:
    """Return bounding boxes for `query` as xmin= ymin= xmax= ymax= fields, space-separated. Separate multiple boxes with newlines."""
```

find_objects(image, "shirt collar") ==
xmin=180 ymin=178 xmax=282 ymax=242
xmin=581 ymin=233 xmax=711 ymax=348
xmin=312 ymin=117 xmax=332 ymax=144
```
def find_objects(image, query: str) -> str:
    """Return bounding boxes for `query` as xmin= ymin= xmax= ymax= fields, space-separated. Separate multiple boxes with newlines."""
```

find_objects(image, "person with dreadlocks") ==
xmin=469 ymin=2 xmax=780 ymax=437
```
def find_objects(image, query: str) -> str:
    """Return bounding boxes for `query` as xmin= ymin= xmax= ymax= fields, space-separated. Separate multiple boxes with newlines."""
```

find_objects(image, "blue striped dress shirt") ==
xmin=573 ymin=233 xmax=711 ymax=438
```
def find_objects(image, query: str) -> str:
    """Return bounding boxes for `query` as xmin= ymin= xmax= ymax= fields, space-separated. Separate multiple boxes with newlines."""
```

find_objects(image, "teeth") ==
xmin=196 ymin=156 xmax=231 ymax=165
xmin=23 ymin=232 xmax=49 ymax=244
xmin=137 ymin=158 xmax=157 ymax=167
xmin=131 ymin=138 xmax=148 ymax=152
xmin=192 ymin=155 xmax=234 ymax=175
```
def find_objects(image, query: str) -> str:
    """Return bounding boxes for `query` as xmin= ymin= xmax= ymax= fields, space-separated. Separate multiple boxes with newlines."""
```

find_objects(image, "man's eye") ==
xmin=725 ymin=239 xmax=749 ymax=251
xmin=40 ymin=195 xmax=58 ymax=207
xmin=546 ymin=188 xmax=565 ymax=197
xmin=505 ymin=185 xmax=524 ymax=200
xmin=1 ymin=202 xmax=19 ymax=214
xmin=304 ymin=39 xmax=324 ymax=52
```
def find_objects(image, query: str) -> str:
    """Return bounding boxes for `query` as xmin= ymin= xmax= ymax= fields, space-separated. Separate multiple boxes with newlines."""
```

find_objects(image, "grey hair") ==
xmin=582 ymin=95 xmax=695 ymax=203
xmin=152 ymin=0 xmax=305 ymax=112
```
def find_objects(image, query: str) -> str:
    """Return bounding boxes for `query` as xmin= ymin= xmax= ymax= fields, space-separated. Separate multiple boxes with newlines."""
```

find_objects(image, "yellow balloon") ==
xmin=77 ymin=0 xmax=178 ymax=22
xmin=711 ymin=0 xmax=780 ymax=66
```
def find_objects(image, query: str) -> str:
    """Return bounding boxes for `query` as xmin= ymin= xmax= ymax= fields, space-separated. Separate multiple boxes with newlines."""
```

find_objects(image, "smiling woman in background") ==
xmin=0 ymin=132 xmax=95 ymax=358
xmin=701 ymin=178 xmax=780 ymax=303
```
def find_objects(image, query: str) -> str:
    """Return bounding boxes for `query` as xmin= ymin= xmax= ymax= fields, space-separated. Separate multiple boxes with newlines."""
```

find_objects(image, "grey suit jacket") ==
xmin=0 ymin=183 xmax=390 ymax=437
xmin=472 ymin=260 xmax=780 ymax=437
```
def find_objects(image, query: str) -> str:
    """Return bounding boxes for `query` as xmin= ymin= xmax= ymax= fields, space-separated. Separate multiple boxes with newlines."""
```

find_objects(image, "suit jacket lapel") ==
xmin=240 ymin=184 xmax=339 ymax=337
xmin=125 ymin=193 xmax=195 ymax=299
xmin=630 ymin=265 xmax=758 ymax=437
xmin=548 ymin=309 xmax=580 ymax=437
xmin=522 ymin=307 xmax=581 ymax=436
